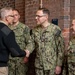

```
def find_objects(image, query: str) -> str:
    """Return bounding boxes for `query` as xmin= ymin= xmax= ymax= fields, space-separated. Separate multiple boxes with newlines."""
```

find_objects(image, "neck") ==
xmin=41 ymin=21 xmax=50 ymax=28
xmin=13 ymin=21 xmax=19 ymax=26
xmin=0 ymin=20 xmax=8 ymax=26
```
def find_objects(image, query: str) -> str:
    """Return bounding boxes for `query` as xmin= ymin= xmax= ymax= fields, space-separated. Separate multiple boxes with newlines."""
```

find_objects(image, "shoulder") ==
xmin=32 ymin=25 xmax=41 ymax=32
xmin=19 ymin=23 xmax=30 ymax=33
xmin=1 ymin=25 xmax=12 ymax=36
xmin=19 ymin=22 xmax=30 ymax=30
xmin=49 ymin=23 xmax=61 ymax=36
xmin=50 ymin=23 xmax=61 ymax=30
xmin=18 ymin=22 xmax=25 ymax=28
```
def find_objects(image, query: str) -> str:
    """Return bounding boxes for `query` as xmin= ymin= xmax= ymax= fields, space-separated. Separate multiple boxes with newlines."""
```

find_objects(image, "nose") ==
xmin=35 ymin=16 xmax=38 ymax=20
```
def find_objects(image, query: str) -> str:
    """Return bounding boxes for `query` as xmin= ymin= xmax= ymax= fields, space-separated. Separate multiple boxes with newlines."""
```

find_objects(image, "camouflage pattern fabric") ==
xmin=8 ymin=22 xmax=32 ymax=75
xmin=35 ymin=68 xmax=54 ymax=75
xmin=67 ymin=37 xmax=75 ymax=75
xmin=30 ymin=23 xmax=64 ymax=75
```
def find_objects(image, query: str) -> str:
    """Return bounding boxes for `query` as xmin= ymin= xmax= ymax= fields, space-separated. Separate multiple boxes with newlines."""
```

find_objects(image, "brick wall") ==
xmin=25 ymin=0 xmax=65 ymax=29
xmin=25 ymin=0 xmax=39 ymax=28
xmin=70 ymin=0 xmax=75 ymax=22
xmin=43 ymin=0 xmax=64 ymax=29
xmin=0 ymin=0 xmax=15 ymax=9
xmin=15 ymin=0 xmax=25 ymax=23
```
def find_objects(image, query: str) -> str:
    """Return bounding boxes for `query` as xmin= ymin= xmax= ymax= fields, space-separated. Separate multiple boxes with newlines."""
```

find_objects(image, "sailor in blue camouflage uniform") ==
xmin=26 ymin=8 xmax=64 ymax=75
xmin=8 ymin=9 xmax=32 ymax=75
xmin=67 ymin=19 xmax=75 ymax=75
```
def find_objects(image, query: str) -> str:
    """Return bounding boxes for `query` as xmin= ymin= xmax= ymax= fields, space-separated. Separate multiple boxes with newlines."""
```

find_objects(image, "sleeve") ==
xmin=29 ymin=29 xmax=36 ymax=53
xmin=54 ymin=28 xmax=65 ymax=67
xmin=67 ymin=41 xmax=74 ymax=55
xmin=68 ymin=41 xmax=72 ymax=50
xmin=4 ymin=31 xmax=26 ymax=57
xmin=23 ymin=27 xmax=34 ymax=53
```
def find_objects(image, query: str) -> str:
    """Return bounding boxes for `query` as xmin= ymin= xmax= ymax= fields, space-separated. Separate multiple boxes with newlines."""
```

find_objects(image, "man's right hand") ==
xmin=25 ymin=50 xmax=30 ymax=57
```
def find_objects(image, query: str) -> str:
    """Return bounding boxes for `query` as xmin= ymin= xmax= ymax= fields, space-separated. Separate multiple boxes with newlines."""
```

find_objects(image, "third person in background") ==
xmin=67 ymin=19 xmax=75 ymax=75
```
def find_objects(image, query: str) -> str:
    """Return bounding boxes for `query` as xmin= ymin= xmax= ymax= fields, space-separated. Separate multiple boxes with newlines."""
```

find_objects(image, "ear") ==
xmin=5 ymin=16 xmax=9 ymax=22
xmin=4 ymin=16 xmax=9 ymax=25
xmin=19 ymin=15 xmax=20 ymax=19
xmin=46 ymin=14 xmax=48 ymax=19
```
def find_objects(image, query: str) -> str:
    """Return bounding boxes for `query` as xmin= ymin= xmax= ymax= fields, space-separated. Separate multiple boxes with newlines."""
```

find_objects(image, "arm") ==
xmin=23 ymin=27 xmax=34 ymax=63
xmin=23 ymin=27 xmax=33 ymax=52
xmin=4 ymin=31 xmax=26 ymax=57
xmin=54 ymin=28 xmax=65 ymax=74
xmin=24 ymin=28 xmax=35 ymax=54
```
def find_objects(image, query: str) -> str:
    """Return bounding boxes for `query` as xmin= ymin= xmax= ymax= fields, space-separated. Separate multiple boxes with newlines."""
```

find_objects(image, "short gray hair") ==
xmin=0 ymin=7 xmax=13 ymax=19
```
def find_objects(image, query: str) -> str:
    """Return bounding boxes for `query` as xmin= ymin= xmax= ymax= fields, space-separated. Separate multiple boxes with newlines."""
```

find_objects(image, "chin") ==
xmin=37 ymin=23 xmax=40 ymax=25
xmin=10 ymin=23 xmax=13 ymax=25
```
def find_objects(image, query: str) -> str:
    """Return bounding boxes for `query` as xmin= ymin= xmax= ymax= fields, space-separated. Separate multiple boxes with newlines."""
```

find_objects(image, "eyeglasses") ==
xmin=35 ymin=15 xmax=46 ymax=18
xmin=13 ymin=14 xmax=19 ymax=16
xmin=8 ymin=15 xmax=14 ymax=17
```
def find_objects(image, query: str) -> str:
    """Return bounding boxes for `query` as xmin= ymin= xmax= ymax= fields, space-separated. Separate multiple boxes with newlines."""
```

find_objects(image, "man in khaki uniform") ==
xmin=26 ymin=8 xmax=64 ymax=75
xmin=8 ymin=9 xmax=32 ymax=75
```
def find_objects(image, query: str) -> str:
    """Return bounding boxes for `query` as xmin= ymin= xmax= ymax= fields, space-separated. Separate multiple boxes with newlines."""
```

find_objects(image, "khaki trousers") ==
xmin=0 ymin=67 xmax=8 ymax=75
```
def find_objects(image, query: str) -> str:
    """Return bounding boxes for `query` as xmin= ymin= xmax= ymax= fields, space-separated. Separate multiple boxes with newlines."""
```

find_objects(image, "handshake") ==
xmin=23 ymin=50 xmax=30 ymax=63
xmin=25 ymin=50 xmax=30 ymax=58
